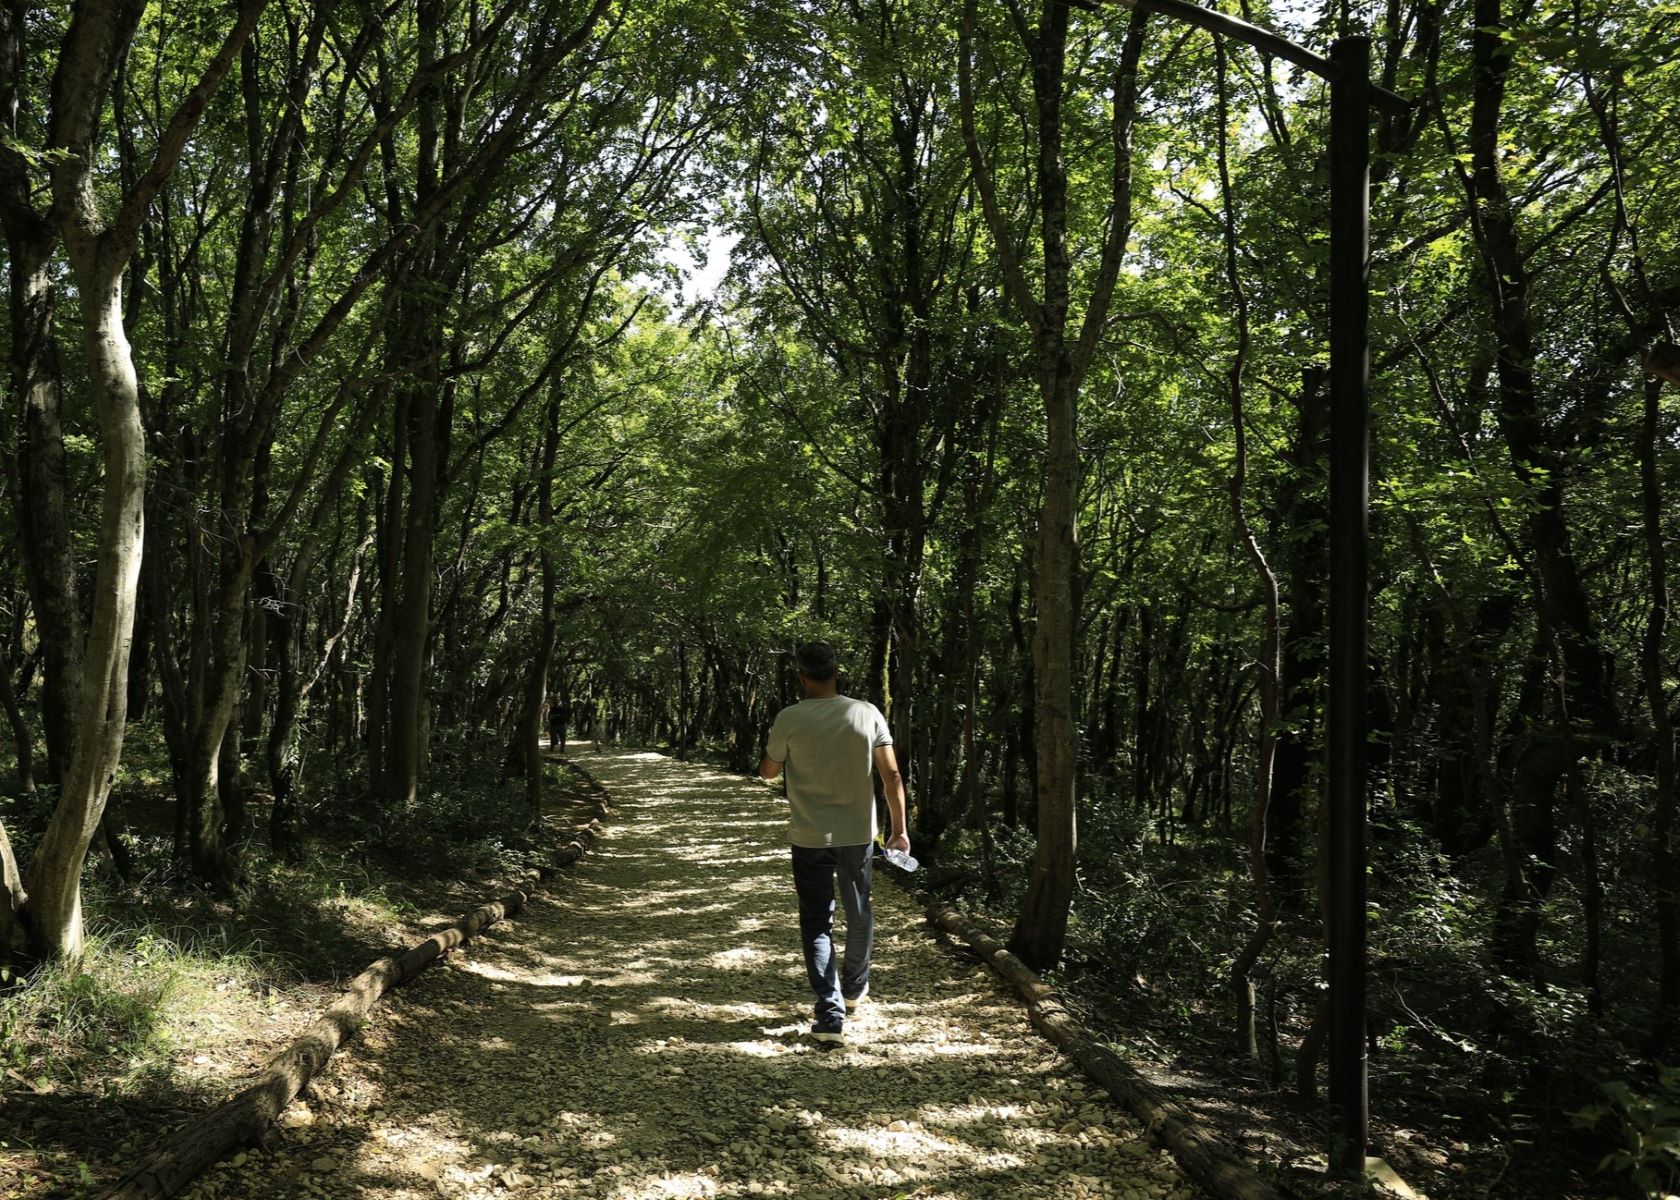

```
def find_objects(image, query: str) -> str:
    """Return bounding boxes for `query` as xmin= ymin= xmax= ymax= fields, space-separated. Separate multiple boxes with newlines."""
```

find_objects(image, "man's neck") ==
xmin=800 ymin=682 xmax=840 ymax=699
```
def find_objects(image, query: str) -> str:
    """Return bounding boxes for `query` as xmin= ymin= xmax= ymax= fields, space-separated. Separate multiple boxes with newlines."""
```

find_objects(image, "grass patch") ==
xmin=0 ymin=920 xmax=276 ymax=1097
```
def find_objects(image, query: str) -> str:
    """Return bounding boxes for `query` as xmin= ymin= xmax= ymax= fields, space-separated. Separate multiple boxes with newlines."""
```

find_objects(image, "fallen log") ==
xmin=924 ymin=898 xmax=1286 ymax=1200
xmin=103 ymin=784 xmax=609 ymax=1200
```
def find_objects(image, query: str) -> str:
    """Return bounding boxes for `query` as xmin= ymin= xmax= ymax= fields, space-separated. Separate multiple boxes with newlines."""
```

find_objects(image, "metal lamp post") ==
xmin=1085 ymin=0 xmax=1410 ymax=1175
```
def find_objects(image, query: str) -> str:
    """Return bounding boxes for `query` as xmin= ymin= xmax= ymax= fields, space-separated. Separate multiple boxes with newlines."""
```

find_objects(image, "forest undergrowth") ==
xmin=0 ymin=733 xmax=590 ymax=1200
xmin=891 ymin=767 xmax=1671 ymax=1200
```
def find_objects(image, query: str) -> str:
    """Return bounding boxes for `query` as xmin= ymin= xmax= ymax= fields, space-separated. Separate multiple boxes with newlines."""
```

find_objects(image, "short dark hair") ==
xmin=794 ymin=641 xmax=837 ymax=682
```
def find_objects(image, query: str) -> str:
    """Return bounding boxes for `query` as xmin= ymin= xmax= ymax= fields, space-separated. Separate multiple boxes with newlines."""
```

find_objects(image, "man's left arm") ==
xmin=758 ymin=755 xmax=782 ymax=780
xmin=874 ymin=742 xmax=910 ymax=853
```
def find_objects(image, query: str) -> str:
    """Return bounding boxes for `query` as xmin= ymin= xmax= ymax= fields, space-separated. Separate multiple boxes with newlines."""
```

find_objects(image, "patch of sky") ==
xmin=648 ymin=225 xmax=740 ymax=310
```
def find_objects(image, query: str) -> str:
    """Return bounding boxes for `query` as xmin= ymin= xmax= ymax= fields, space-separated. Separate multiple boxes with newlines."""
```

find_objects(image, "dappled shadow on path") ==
xmin=169 ymin=749 xmax=1201 ymax=1200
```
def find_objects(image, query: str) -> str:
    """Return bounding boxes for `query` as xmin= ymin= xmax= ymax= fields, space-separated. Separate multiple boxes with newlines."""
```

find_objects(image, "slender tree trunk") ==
xmin=388 ymin=377 xmax=440 ymax=809
xmin=1569 ymin=753 xmax=1602 ymax=1013
xmin=1013 ymin=363 xmax=1080 ymax=970
xmin=185 ymin=543 xmax=257 ymax=892
xmin=1003 ymin=0 xmax=1082 ymax=973
xmin=384 ymin=0 xmax=446 ymax=809
xmin=1639 ymin=370 xmax=1679 ymax=1036
xmin=1212 ymin=38 xmax=1281 ymax=1057
xmin=6 ymin=233 xmax=82 ymax=786
xmin=0 ymin=816 xmax=24 ymax=954
xmin=267 ymin=556 xmax=309 ymax=861
xmin=1494 ymin=652 xmax=1563 ymax=972
xmin=269 ymin=504 xmax=371 ymax=859
xmin=367 ymin=415 xmax=405 ymax=797
xmin=521 ymin=393 xmax=561 ymax=816
xmin=220 ymin=697 xmax=246 ymax=851
xmin=1 ymin=15 xmax=79 ymax=787
xmin=1267 ymin=369 xmax=1328 ymax=902
xmin=0 ymin=659 xmax=35 ymax=796
xmin=676 ymin=642 xmax=691 ymax=760
xmin=147 ymin=459 xmax=194 ymax=869
xmin=1133 ymin=604 xmax=1154 ymax=813
xmin=1465 ymin=0 xmax=1616 ymax=971
xmin=100 ymin=794 xmax=133 ymax=882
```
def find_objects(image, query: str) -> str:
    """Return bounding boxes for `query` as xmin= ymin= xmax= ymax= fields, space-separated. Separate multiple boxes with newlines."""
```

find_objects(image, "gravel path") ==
xmin=186 ymin=749 xmax=1201 ymax=1200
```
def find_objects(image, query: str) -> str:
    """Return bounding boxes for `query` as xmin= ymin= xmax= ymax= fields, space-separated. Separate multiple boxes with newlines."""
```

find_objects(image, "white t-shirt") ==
xmin=766 ymin=695 xmax=893 ymax=848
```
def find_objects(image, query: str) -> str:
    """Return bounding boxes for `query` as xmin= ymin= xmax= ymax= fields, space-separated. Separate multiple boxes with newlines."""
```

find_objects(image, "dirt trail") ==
xmin=183 ymin=749 xmax=1201 ymax=1200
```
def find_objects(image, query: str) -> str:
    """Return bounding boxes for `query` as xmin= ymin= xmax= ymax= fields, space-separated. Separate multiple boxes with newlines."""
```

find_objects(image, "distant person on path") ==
xmin=759 ymin=641 xmax=910 ymax=1046
xmin=548 ymin=695 xmax=570 ymax=753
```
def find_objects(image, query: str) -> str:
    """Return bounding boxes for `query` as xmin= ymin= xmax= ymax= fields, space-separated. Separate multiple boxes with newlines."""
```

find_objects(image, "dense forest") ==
xmin=2 ymin=0 xmax=1677 ymax=1195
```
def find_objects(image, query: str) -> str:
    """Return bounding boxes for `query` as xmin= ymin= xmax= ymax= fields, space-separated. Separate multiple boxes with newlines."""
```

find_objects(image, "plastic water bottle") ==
xmin=881 ymin=847 xmax=918 ymax=872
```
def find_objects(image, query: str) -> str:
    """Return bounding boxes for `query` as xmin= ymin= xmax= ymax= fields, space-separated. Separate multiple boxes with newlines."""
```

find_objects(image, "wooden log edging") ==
xmin=922 ymin=897 xmax=1288 ymax=1200
xmin=102 ymin=777 xmax=611 ymax=1200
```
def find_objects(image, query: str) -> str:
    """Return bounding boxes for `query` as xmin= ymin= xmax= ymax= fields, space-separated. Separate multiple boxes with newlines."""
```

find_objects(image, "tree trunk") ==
xmin=960 ymin=0 xmax=1146 ymax=970
xmin=1267 ymin=369 xmax=1327 ymax=903
xmin=0 ymin=659 xmax=36 ymax=796
xmin=0 ymin=14 xmax=75 ymax=783
xmin=1003 ymin=0 xmax=1082 ymax=972
xmin=25 ymin=267 xmax=147 ymax=958
xmin=1569 ymin=754 xmax=1602 ymax=1013
xmin=383 ymin=0 xmax=446 ymax=809
xmin=0 ymin=815 xmax=25 ymax=954
xmin=184 ymin=544 xmax=258 ymax=893
xmin=1639 ymin=370 xmax=1678 ymax=1036
xmin=521 ymin=393 xmax=562 ymax=817
xmin=367 ymin=414 xmax=405 ymax=797
xmin=1012 ymin=361 xmax=1080 ymax=971
xmin=1213 ymin=38 xmax=1281 ymax=1057
xmin=676 ymin=642 xmax=692 ymax=760
xmin=6 ymin=232 xmax=82 ymax=786
xmin=387 ymin=378 xmax=440 ymax=809
xmin=266 ymin=559 xmax=308 ymax=861
xmin=1466 ymin=0 xmax=1616 ymax=972
xmin=268 ymin=497 xmax=372 ymax=859
xmin=1493 ymin=652 xmax=1563 ymax=973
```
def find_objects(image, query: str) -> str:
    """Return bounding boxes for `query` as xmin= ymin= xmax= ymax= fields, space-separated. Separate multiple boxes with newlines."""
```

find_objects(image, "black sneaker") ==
xmin=810 ymin=1021 xmax=846 ymax=1046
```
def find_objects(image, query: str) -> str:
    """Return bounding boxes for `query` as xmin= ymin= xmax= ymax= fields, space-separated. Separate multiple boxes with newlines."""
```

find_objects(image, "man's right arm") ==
xmin=761 ymin=710 xmax=787 ymax=780
xmin=874 ymin=743 xmax=910 ymax=853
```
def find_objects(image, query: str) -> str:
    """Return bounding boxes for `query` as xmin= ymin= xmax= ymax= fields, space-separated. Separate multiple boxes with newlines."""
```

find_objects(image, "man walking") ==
xmin=759 ymin=641 xmax=911 ymax=1046
xmin=547 ymin=694 xmax=570 ymax=753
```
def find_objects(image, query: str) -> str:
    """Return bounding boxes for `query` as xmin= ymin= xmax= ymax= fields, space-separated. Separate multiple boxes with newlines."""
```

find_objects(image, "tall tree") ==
xmin=1 ymin=0 xmax=268 ymax=956
xmin=960 ymin=0 xmax=1147 ymax=969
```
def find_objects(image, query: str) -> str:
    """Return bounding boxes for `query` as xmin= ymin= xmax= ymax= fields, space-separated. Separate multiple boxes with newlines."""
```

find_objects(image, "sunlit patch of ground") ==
xmin=173 ymin=747 xmax=1203 ymax=1200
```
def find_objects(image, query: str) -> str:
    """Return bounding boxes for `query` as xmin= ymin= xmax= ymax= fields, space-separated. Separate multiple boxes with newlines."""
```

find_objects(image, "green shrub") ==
xmin=1570 ymin=1065 xmax=1680 ymax=1198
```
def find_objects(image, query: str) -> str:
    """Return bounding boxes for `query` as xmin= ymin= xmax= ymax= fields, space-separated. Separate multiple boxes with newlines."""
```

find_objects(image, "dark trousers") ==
xmin=791 ymin=843 xmax=874 ymax=1027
